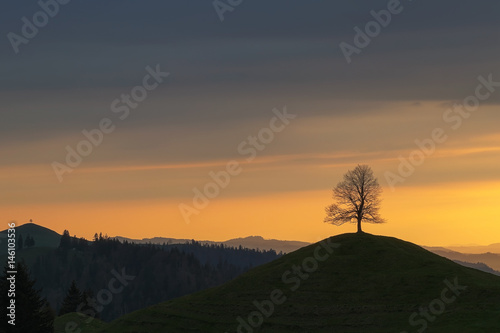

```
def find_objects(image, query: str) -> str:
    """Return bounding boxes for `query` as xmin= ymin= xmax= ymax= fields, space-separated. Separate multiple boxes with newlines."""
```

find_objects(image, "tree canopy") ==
xmin=59 ymin=280 xmax=83 ymax=316
xmin=324 ymin=164 xmax=385 ymax=233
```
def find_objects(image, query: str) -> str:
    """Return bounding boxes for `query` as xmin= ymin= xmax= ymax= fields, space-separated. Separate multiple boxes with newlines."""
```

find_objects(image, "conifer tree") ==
xmin=59 ymin=230 xmax=71 ymax=249
xmin=59 ymin=280 xmax=82 ymax=315
xmin=0 ymin=262 xmax=54 ymax=332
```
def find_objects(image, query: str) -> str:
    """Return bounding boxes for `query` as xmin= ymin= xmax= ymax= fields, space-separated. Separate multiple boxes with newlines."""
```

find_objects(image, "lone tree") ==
xmin=324 ymin=164 xmax=385 ymax=233
xmin=59 ymin=280 xmax=82 ymax=315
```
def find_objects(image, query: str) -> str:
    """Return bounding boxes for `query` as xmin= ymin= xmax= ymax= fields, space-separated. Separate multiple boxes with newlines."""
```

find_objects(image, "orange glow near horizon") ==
xmin=4 ymin=180 xmax=500 ymax=247
xmin=2 ymin=103 xmax=499 ymax=248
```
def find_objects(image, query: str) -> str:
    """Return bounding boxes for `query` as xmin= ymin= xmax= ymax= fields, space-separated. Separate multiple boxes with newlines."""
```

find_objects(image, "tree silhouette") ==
xmin=59 ymin=280 xmax=82 ymax=315
xmin=79 ymin=289 xmax=100 ymax=320
xmin=324 ymin=164 xmax=385 ymax=233
xmin=59 ymin=230 xmax=71 ymax=249
xmin=0 ymin=262 xmax=54 ymax=332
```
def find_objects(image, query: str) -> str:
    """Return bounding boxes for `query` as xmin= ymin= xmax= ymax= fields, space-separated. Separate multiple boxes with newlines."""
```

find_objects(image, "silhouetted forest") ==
xmin=26 ymin=231 xmax=281 ymax=321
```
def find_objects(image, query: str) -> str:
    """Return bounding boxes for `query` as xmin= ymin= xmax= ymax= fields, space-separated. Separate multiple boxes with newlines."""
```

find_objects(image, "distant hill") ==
xmin=453 ymin=260 xmax=500 ymax=276
xmin=114 ymin=235 xmax=309 ymax=254
xmin=99 ymin=233 xmax=500 ymax=332
xmin=223 ymin=236 xmax=309 ymax=253
xmin=113 ymin=236 xmax=193 ymax=245
xmin=0 ymin=223 xmax=61 ymax=248
xmin=425 ymin=247 xmax=500 ymax=271
xmin=0 ymin=224 xmax=308 ymax=254
xmin=445 ymin=243 xmax=500 ymax=254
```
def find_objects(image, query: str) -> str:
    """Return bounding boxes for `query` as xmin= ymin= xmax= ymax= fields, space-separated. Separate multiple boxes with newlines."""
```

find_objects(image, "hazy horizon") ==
xmin=7 ymin=221 xmax=500 ymax=250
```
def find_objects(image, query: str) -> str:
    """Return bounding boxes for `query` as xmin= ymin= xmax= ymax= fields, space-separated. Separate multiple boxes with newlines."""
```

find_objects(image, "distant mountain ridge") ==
xmin=3 ymin=223 xmax=499 ymax=274
xmin=445 ymin=243 xmax=500 ymax=254
xmin=113 ymin=235 xmax=310 ymax=254
xmin=0 ymin=224 xmax=310 ymax=254
xmin=453 ymin=260 xmax=500 ymax=276
xmin=424 ymin=246 xmax=500 ymax=272
xmin=4 ymin=223 xmax=498 ymax=256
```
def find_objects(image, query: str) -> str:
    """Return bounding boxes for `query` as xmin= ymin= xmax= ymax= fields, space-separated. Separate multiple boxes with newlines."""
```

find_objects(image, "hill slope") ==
xmin=100 ymin=233 xmax=500 ymax=333
xmin=0 ymin=223 xmax=61 ymax=266
xmin=425 ymin=247 xmax=500 ymax=272
xmin=0 ymin=223 xmax=61 ymax=248
xmin=54 ymin=313 xmax=106 ymax=333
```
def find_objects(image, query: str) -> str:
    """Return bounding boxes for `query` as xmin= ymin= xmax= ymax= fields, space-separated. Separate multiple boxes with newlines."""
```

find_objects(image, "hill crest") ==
xmin=0 ymin=222 xmax=61 ymax=248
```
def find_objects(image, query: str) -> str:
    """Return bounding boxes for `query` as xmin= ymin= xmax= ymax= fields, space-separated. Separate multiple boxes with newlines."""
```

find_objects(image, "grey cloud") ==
xmin=1 ymin=0 xmax=500 ymax=165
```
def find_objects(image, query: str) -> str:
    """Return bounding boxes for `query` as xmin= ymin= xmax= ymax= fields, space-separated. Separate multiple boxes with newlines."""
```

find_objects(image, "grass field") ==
xmin=54 ymin=312 xmax=107 ymax=333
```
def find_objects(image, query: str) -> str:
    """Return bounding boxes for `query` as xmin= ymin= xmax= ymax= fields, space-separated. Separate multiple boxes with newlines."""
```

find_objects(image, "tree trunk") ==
xmin=357 ymin=218 xmax=362 ymax=233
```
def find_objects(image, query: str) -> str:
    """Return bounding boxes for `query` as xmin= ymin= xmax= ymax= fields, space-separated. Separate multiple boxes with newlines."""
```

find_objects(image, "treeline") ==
xmin=18 ymin=234 xmax=36 ymax=249
xmin=162 ymin=240 xmax=281 ymax=268
xmin=27 ymin=231 xmax=281 ymax=321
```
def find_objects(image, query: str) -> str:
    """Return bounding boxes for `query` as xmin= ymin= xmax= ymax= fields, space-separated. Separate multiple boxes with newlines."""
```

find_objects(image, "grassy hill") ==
xmin=54 ymin=313 xmax=107 ymax=333
xmin=98 ymin=233 xmax=500 ymax=332
xmin=426 ymin=247 xmax=500 ymax=272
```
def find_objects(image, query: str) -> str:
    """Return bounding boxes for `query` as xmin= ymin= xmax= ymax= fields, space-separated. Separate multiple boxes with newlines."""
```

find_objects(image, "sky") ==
xmin=1 ymin=0 xmax=499 ymax=246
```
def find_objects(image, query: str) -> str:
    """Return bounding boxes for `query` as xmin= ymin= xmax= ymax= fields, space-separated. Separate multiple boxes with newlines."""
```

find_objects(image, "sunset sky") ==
xmin=1 ymin=1 xmax=499 ymax=246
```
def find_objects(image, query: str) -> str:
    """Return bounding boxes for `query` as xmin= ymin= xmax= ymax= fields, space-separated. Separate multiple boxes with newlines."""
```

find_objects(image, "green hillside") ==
xmin=54 ymin=313 xmax=107 ymax=333
xmin=99 ymin=233 xmax=500 ymax=332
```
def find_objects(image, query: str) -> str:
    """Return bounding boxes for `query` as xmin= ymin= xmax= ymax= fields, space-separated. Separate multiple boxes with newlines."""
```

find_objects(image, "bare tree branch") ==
xmin=324 ymin=164 xmax=386 ymax=233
